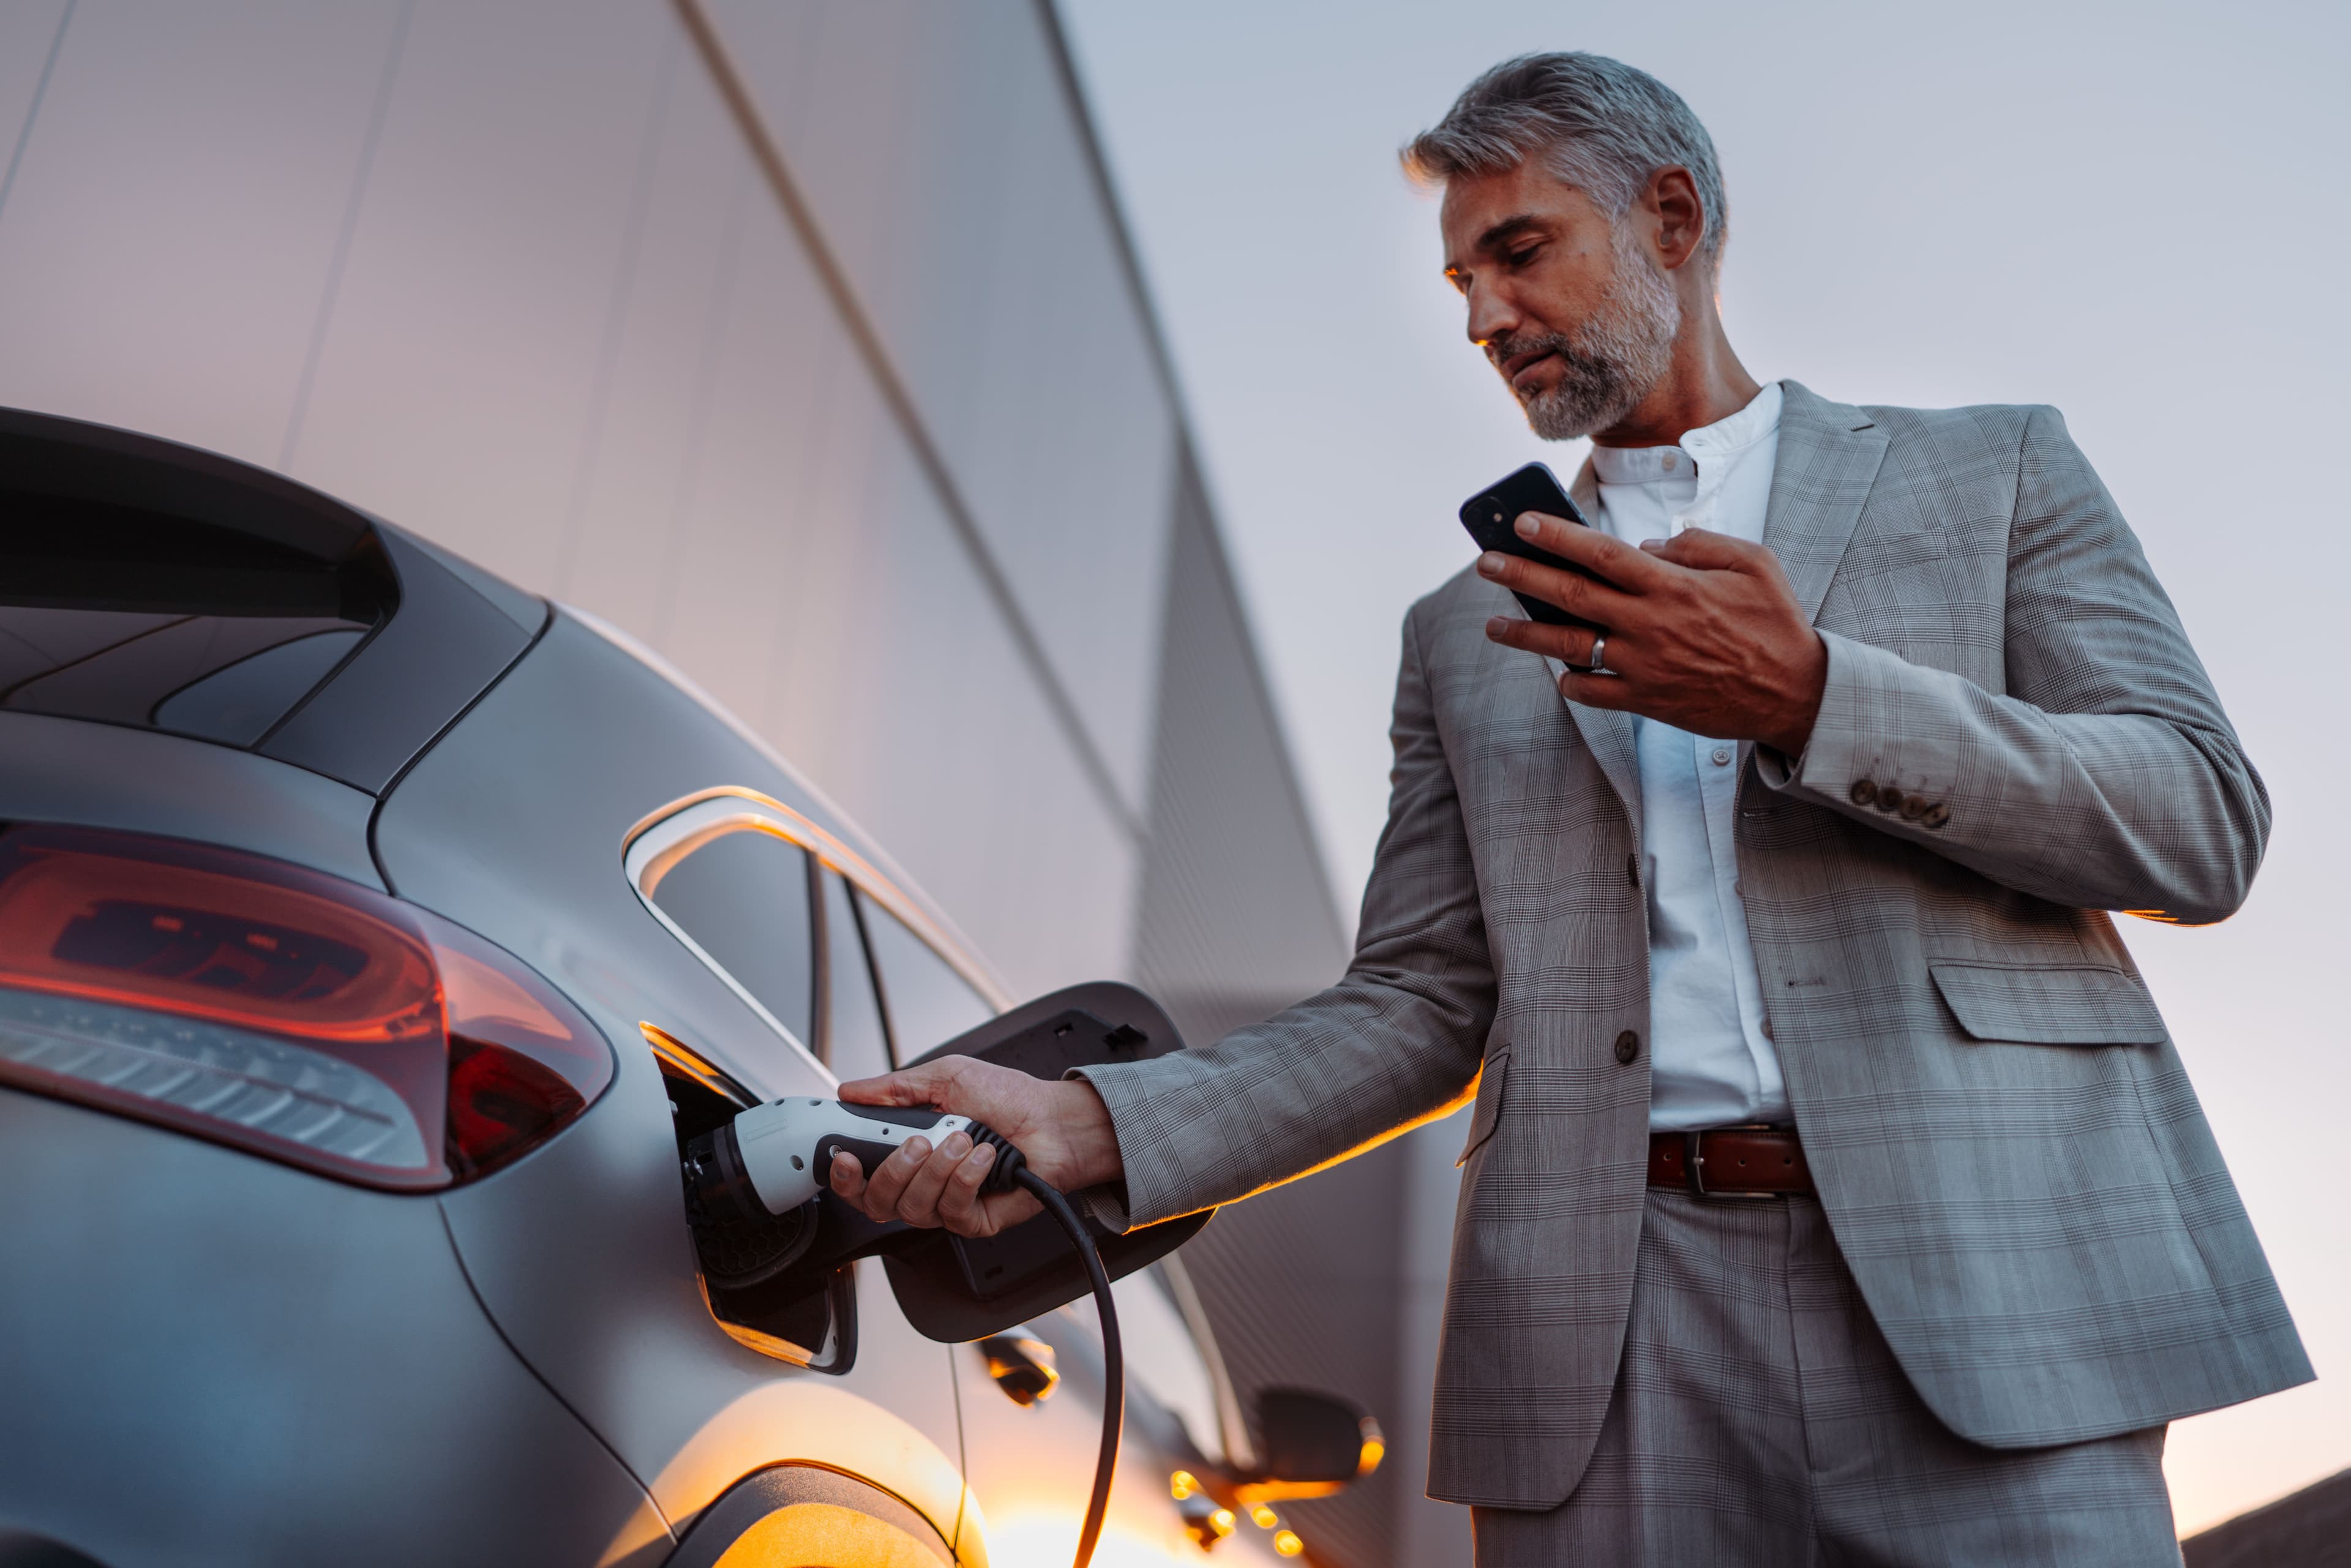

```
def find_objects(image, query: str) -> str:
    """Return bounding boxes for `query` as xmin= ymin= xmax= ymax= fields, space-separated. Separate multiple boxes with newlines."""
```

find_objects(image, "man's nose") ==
xmin=1464 ymin=283 xmax=1518 ymax=351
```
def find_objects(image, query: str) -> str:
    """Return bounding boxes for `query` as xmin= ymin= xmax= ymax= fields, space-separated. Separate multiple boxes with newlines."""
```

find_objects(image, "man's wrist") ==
xmin=1762 ymin=631 xmax=1828 ymax=756
xmin=1051 ymin=1077 xmax=1124 ymax=1190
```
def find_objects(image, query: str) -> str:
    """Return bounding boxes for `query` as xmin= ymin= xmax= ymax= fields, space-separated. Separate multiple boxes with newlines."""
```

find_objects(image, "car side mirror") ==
xmin=1234 ymin=1387 xmax=1385 ymax=1502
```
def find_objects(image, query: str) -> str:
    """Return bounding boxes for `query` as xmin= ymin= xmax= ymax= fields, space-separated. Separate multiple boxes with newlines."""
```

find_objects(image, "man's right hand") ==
xmin=829 ymin=1055 xmax=1125 ymax=1237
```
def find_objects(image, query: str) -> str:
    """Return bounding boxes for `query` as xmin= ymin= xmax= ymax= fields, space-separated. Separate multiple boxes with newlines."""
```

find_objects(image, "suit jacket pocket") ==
xmin=1456 ymin=1047 xmax=1510 ymax=1167
xmin=1929 ymin=961 xmax=2167 ymax=1045
xmin=1834 ymin=527 xmax=1951 ymax=582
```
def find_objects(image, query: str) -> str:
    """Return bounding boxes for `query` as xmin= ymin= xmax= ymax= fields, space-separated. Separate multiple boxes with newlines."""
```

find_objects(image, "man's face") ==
xmin=1439 ymin=160 xmax=1681 ymax=441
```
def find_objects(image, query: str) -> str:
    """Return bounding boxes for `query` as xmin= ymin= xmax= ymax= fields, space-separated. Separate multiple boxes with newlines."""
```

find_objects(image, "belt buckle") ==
xmin=1683 ymin=1127 xmax=1780 ymax=1202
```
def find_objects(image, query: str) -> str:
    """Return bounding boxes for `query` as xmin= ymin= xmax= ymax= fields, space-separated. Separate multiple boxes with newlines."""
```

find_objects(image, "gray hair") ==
xmin=1402 ymin=53 xmax=1728 ymax=269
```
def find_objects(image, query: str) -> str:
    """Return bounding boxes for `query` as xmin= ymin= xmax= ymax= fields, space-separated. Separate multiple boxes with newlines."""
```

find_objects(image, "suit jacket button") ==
xmin=1848 ymin=778 xmax=1878 ymax=806
xmin=1899 ymin=793 xmax=1927 ymax=820
xmin=1922 ymin=801 xmax=1951 ymax=829
xmin=1613 ymin=1030 xmax=1640 ymax=1064
xmin=1877 ymin=787 xmax=1905 ymax=814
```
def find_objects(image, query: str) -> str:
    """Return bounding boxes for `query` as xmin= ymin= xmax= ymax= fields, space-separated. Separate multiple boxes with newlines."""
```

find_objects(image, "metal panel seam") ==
xmin=277 ymin=0 xmax=416 ymax=473
xmin=1029 ymin=7 xmax=1349 ymax=932
xmin=366 ymin=599 xmax=554 ymax=894
xmin=1160 ymin=446 xmax=1347 ymax=950
xmin=432 ymin=1200 xmax=678 ymax=1540
xmin=1030 ymin=0 xmax=1188 ymax=426
xmin=0 ymin=0 xmax=72 ymax=228
xmin=668 ymin=0 xmax=1142 ymax=845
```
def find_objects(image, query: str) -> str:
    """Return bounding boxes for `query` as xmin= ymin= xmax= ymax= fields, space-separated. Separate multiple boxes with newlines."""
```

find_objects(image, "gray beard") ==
xmin=1495 ymin=227 xmax=1682 ymax=441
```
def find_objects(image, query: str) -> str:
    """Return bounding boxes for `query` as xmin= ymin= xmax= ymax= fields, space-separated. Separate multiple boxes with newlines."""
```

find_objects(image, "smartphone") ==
xmin=1458 ymin=462 xmax=1605 ymax=632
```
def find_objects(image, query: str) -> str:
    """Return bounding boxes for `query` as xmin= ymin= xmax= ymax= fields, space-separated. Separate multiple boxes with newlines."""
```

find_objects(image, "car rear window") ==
xmin=1 ymin=489 xmax=384 ymax=746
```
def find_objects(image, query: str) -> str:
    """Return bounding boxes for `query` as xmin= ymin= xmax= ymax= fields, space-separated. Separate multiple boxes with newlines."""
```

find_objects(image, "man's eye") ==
xmin=1507 ymin=246 xmax=1541 ymax=267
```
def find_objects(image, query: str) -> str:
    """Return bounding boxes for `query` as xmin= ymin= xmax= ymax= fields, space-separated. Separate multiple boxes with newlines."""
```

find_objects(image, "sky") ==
xmin=1059 ymin=0 xmax=2349 ymax=1536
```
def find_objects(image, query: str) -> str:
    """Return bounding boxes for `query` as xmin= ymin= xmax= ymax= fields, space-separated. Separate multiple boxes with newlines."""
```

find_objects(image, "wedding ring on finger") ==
xmin=1587 ymin=634 xmax=1609 ymax=675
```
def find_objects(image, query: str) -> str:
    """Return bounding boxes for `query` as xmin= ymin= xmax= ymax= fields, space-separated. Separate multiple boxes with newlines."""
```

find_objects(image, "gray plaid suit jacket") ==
xmin=1078 ymin=381 xmax=2311 ymax=1509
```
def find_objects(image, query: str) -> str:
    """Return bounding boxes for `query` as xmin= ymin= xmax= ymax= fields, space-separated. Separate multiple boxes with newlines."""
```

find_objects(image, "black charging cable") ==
xmin=967 ymin=1124 xmax=1122 ymax=1568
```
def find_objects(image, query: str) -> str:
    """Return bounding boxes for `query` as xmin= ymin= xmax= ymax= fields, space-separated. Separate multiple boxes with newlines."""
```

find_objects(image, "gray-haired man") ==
xmin=828 ymin=52 xmax=2310 ymax=1565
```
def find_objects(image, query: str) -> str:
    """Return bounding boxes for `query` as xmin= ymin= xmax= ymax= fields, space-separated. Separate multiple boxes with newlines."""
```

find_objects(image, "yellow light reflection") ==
xmin=1209 ymin=1508 xmax=1235 ymax=1537
xmin=987 ymin=1512 xmax=1194 ymax=1568
xmin=1250 ymin=1504 xmax=1280 ymax=1529
xmin=1273 ymin=1529 xmax=1305 ymax=1556
xmin=1169 ymin=1469 xmax=1199 ymax=1500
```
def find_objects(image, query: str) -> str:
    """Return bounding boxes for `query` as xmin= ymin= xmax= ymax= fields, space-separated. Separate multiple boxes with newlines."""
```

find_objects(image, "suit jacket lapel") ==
xmin=1764 ymin=381 xmax=1890 ymax=625
xmin=1545 ymin=457 xmax=1643 ymax=838
xmin=1734 ymin=381 xmax=1888 ymax=779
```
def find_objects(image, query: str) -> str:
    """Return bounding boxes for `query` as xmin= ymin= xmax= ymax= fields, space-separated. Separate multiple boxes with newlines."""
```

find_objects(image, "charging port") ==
xmin=643 ymin=1023 xmax=855 ymax=1371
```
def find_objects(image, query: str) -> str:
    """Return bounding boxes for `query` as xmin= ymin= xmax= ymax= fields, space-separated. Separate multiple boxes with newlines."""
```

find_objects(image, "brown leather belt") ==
xmin=1648 ymin=1127 xmax=1813 ymax=1198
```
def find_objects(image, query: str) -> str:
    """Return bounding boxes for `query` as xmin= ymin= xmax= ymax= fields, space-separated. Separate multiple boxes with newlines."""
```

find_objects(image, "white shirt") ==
xmin=1588 ymin=381 xmax=1791 ymax=1131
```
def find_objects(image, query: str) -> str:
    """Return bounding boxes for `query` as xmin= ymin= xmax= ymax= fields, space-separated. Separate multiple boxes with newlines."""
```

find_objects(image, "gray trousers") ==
xmin=1472 ymin=1190 xmax=2181 ymax=1567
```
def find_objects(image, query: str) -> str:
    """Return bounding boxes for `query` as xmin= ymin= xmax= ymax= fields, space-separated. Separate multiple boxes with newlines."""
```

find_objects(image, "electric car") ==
xmin=0 ymin=408 xmax=1373 ymax=1567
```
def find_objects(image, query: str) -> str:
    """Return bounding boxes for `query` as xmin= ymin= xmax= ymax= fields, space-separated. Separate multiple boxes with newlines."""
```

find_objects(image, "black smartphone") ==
xmin=1458 ymin=462 xmax=1607 ymax=632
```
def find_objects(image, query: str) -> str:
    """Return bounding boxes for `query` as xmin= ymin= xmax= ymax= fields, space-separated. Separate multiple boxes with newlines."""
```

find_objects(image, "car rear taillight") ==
xmin=0 ymin=823 xmax=611 ymax=1188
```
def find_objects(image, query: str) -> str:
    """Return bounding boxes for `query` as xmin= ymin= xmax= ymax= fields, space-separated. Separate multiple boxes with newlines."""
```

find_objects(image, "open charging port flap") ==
xmin=882 ymin=981 xmax=1212 ymax=1343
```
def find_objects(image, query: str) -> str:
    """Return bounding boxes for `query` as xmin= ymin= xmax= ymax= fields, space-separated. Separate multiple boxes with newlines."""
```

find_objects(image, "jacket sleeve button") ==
xmin=1848 ymin=778 xmax=1878 ymax=806
xmin=1899 ymin=793 xmax=1927 ymax=820
xmin=1876 ymin=787 xmax=1906 ymax=814
xmin=1613 ymin=1030 xmax=1641 ymax=1065
xmin=1922 ymin=801 xmax=1951 ymax=829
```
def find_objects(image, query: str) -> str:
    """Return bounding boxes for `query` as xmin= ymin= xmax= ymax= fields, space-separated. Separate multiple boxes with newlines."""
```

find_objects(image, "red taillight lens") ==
xmin=0 ymin=823 xmax=611 ymax=1188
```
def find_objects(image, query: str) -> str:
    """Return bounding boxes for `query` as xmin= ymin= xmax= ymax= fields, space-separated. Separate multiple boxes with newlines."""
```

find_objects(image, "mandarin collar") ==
xmin=1590 ymin=380 xmax=1784 ymax=484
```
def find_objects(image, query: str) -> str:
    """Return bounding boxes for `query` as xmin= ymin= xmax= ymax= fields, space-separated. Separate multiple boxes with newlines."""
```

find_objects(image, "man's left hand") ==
xmin=1479 ymin=513 xmax=1827 ymax=757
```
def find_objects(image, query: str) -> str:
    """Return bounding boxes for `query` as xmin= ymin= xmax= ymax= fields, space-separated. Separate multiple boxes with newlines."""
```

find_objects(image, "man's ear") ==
xmin=1645 ymin=166 xmax=1706 ymax=272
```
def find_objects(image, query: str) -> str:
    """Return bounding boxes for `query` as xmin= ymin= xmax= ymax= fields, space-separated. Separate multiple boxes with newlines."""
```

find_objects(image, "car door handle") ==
xmin=978 ymin=1333 xmax=1059 ymax=1406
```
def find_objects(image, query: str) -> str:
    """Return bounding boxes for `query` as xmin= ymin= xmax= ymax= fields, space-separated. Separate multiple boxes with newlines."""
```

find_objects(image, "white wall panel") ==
xmin=650 ymin=189 xmax=828 ymax=710
xmin=285 ymin=0 xmax=672 ymax=593
xmin=556 ymin=87 xmax=1138 ymax=998
xmin=553 ymin=28 xmax=737 ymax=620
xmin=705 ymin=0 xmax=1179 ymax=820
xmin=745 ymin=408 xmax=1140 ymax=1002
xmin=0 ymin=1 xmax=400 ymax=463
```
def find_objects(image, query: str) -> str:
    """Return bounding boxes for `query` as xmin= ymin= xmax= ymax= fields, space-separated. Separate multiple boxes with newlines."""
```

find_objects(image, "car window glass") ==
xmin=822 ymin=870 xmax=893 ymax=1080
xmin=152 ymin=627 xmax=365 ymax=744
xmin=857 ymin=890 xmax=992 ymax=1059
xmin=1 ymin=608 xmax=364 ymax=734
xmin=645 ymin=828 xmax=814 ymax=1050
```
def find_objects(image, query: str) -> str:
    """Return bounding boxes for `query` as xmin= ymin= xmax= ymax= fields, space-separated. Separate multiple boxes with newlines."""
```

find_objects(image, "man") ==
xmin=830 ymin=53 xmax=2310 ymax=1565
